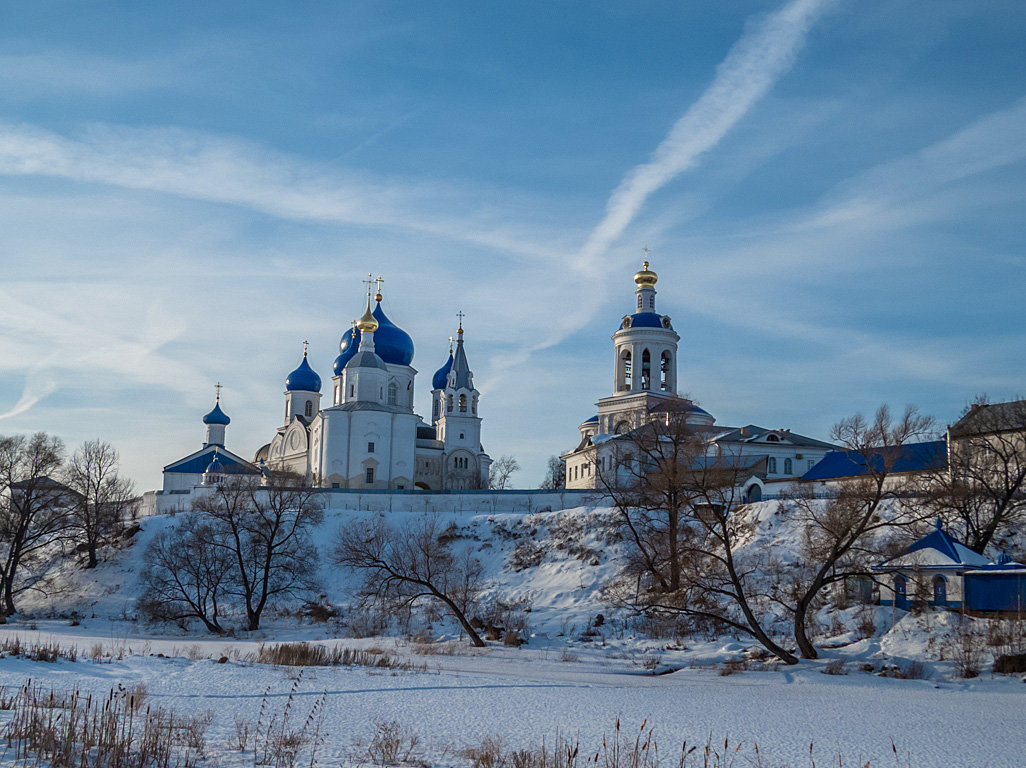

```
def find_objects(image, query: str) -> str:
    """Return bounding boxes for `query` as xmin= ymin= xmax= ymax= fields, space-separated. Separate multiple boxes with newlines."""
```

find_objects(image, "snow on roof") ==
xmin=875 ymin=522 xmax=989 ymax=571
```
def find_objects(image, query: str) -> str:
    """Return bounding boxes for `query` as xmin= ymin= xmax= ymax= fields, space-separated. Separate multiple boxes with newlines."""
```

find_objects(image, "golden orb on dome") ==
xmin=356 ymin=297 xmax=379 ymax=333
xmin=634 ymin=260 xmax=658 ymax=287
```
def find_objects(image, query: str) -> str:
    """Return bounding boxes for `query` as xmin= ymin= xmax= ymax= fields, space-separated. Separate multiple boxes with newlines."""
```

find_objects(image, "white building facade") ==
xmin=564 ymin=261 xmax=836 ymax=496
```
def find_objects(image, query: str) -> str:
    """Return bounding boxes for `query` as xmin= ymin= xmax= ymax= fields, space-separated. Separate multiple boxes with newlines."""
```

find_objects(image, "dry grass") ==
xmin=250 ymin=642 xmax=418 ymax=670
xmin=253 ymin=672 xmax=326 ymax=768
xmin=461 ymin=719 xmax=914 ymax=768
xmin=0 ymin=681 xmax=211 ymax=768
xmin=0 ymin=637 xmax=78 ymax=663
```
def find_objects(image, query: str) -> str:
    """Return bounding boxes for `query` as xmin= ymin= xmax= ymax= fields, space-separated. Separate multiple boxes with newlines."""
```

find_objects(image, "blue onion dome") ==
xmin=202 ymin=401 xmax=230 ymax=425
xmin=432 ymin=351 xmax=454 ymax=390
xmin=371 ymin=302 xmax=414 ymax=366
xmin=286 ymin=354 xmax=321 ymax=393
xmin=334 ymin=326 xmax=362 ymax=376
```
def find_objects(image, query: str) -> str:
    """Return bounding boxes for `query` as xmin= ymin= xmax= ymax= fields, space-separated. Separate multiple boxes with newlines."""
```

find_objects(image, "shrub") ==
xmin=821 ymin=659 xmax=847 ymax=676
xmin=994 ymin=652 xmax=1026 ymax=674
xmin=366 ymin=719 xmax=420 ymax=766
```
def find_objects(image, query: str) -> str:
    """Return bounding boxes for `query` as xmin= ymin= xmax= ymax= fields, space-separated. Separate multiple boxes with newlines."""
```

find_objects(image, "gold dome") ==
xmin=634 ymin=260 xmax=658 ymax=287
xmin=356 ymin=296 xmax=379 ymax=333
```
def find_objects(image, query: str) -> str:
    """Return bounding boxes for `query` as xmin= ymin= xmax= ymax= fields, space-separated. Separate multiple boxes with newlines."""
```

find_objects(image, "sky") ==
xmin=0 ymin=0 xmax=1024 ymax=491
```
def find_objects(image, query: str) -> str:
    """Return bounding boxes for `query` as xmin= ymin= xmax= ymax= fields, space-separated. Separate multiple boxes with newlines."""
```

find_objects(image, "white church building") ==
xmin=161 ymin=277 xmax=491 ymax=494
xmin=563 ymin=261 xmax=837 ymax=498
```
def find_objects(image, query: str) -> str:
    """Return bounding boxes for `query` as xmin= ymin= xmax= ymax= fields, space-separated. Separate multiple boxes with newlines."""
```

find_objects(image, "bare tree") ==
xmin=334 ymin=513 xmax=486 ymax=646
xmin=539 ymin=454 xmax=567 ymax=489
xmin=488 ymin=455 xmax=521 ymax=490
xmin=599 ymin=409 xmax=797 ymax=664
xmin=785 ymin=404 xmax=935 ymax=659
xmin=64 ymin=440 xmax=135 ymax=568
xmin=0 ymin=433 xmax=71 ymax=620
xmin=921 ymin=396 xmax=1026 ymax=553
xmin=140 ymin=513 xmax=234 ymax=633
xmin=195 ymin=472 xmax=323 ymax=631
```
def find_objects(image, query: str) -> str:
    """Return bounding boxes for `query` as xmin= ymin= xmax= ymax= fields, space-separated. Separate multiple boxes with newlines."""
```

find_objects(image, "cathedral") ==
xmin=162 ymin=277 xmax=492 ymax=492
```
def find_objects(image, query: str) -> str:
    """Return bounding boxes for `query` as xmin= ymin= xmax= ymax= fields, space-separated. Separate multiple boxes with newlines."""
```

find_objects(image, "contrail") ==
xmin=576 ymin=0 xmax=836 ymax=268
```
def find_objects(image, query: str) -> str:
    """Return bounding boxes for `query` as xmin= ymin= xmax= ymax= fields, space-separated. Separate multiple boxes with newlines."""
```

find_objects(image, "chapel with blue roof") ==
xmin=162 ymin=276 xmax=491 ymax=492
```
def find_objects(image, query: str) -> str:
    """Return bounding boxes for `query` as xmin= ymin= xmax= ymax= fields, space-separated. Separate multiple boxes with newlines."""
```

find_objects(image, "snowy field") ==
xmin=0 ymin=629 xmax=1024 ymax=767
xmin=0 ymin=504 xmax=1024 ymax=767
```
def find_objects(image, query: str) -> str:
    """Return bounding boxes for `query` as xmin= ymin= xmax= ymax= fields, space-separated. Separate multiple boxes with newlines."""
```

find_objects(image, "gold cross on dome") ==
xmin=362 ymin=273 xmax=375 ymax=297
xmin=375 ymin=275 xmax=384 ymax=295
xmin=302 ymin=340 xmax=309 ymax=356
xmin=456 ymin=310 xmax=465 ymax=330
xmin=214 ymin=382 xmax=223 ymax=401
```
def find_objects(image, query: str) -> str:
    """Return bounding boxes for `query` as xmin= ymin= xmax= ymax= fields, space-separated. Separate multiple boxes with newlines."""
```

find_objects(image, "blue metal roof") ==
xmin=620 ymin=312 xmax=670 ymax=331
xmin=164 ymin=446 xmax=260 ymax=475
xmin=801 ymin=440 xmax=946 ymax=481
xmin=432 ymin=352 xmax=454 ymax=390
xmin=285 ymin=355 xmax=321 ymax=393
xmin=334 ymin=301 xmax=414 ymax=371
xmin=202 ymin=401 xmax=230 ymax=425
xmin=582 ymin=414 xmax=599 ymax=424
xmin=372 ymin=303 xmax=414 ymax=366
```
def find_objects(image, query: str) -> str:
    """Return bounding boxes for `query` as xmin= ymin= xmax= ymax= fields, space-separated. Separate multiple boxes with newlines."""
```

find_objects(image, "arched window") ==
xmin=660 ymin=351 xmax=672 ymax=391
xmin=641 ymin=349 xmax=651 ymax=390
xmin=746 ymin=484 xmax=762 ymax=503
xmin=459 ymin=394 xmax=467 ymax=413
xmin=784 ymin=458 xmax=792 ymax=475
xmin=387 ymin=382 xmax=398 ymax=406
xmin=894 ymin=575 xmax=908 ymax=609
xmin=932 ymin=575 xmax=947 ymax=606
xmin=767 ymin=457 xmax=777 ymax=474
xmin=447 ymin=394 xmax=453 ymax=412
xmin=304 ymin=400 xmax=313 ymax=418
xmin=620 ymin=351 xmax=632 ymax=391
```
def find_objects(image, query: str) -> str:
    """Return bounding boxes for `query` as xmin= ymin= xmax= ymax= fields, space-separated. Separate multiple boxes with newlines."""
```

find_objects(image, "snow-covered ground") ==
xmin=0 ymin=503 xmax=1024 ymax=767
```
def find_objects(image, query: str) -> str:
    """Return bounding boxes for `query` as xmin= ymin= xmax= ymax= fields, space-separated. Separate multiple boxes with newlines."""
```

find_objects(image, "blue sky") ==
xmin=0 ymin=0 xmax=1024 ymax=490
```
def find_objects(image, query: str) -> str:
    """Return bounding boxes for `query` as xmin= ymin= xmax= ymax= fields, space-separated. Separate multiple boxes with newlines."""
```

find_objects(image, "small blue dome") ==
xmin=620 ymin=312 xmax=671 ymax=331
xmin=286 ymin=355 xmax=321 ymax=393
xmin=372 ymin=303 xmax=415 ymax=366
xmin=205 ymin=454 xmax=224 ymax=475
xmin=334 ymin=326 xmax=361 ymax=375
xmin=432 ymin=352 xmax=454 ymax=390
xmin=202 ymin=401 xmax=230 ymax=425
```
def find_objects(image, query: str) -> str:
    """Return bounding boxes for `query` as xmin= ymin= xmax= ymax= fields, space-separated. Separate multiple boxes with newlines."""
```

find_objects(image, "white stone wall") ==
xmin=140 ymin=486 xmax=599 ymax=517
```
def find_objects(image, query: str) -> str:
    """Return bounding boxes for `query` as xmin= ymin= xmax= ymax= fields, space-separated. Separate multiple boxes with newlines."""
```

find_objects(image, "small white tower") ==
xmin=202 ymin=384 xmax=231 ymax=447
xmin=283 ymin=341 xmax=322 ymax=422
xmin=436 ymin=315 xmax=488 ymax=488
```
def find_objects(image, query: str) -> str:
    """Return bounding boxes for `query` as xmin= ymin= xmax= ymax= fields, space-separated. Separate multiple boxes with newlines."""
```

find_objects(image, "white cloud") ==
xmin=574 ymin=0 xmax=836 ymax=271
